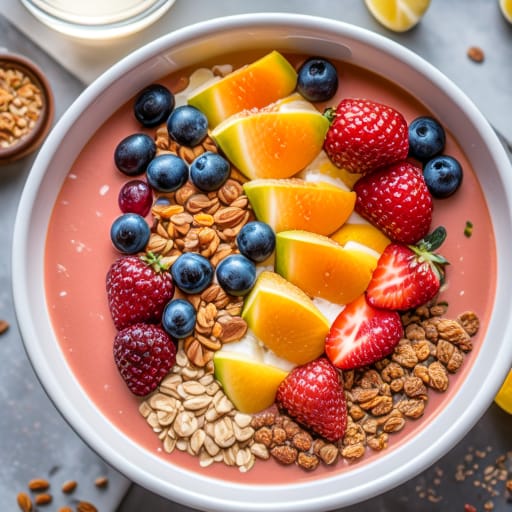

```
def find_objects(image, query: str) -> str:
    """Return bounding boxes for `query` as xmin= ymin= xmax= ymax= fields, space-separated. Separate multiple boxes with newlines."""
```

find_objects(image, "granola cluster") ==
xmin=146 ymin=130 xmax=254 ymax=367
xmin=0 ymin=65 xmax=44 ymax=148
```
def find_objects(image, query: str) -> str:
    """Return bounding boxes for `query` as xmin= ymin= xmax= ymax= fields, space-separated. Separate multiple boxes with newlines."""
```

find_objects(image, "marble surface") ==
xmin=0 ymin=1 xmax=511 ymax=511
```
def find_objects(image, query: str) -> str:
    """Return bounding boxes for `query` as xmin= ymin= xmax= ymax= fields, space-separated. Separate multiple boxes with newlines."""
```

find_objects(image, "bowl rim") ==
xmin=11 ymin=12 xmax=512 ymax=511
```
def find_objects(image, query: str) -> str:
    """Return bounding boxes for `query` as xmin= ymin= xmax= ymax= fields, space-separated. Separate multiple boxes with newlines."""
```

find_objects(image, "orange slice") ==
xmin=213 ymin=351 xmax=289 ymax=414
xmin=275 ymin=230 xmax=380 ymax=305
xmin=243 ymin=178 xmax=355 ymax=235
xmin=211 ymin=96 xmax=329 ymax=180
xmin=331 ymin=223 xmax=391 ymax=254
xmin=241 ymin=271 xmax=329 ymax=365
xmin=187 ymin=51 xmax=297 ymax=127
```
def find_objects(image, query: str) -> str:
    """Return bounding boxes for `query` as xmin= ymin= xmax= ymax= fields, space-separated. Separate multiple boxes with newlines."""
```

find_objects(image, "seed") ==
xmin=76 ymin=502 xmax=98 ymax=512
xmin=34 ymin=493 xmax=52 ymax=505
xmin=94 ymin=475 xmax=109 ymax=488
xmin=467 ymin=46 xmax=485 ymax=63
xmin=0 ymin=319 xmax=9 ymax=334
xmin=16 ymin=492 xmax=32 ymax=512
xmin=28 ymin=478 xmax=50 ymax=492
xmin=61 ymin=480 xmax=77 ymax=493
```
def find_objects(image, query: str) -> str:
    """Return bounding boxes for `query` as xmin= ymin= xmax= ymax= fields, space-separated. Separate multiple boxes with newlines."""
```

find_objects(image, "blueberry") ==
xmin=114 ymin=133 xmax=156 ymax=176
xmin=171 ymin=253 xmax=214 ymax=294
xmin=110 ymin=213 xmax=150 ymax=254
xmin=423 ymin=155 xmax=463 ymax=198
xmin=167 ymin=105 xmax=208 ymax=147
xmin=134 ymin=84 xmax=175 ymax=128
xmin=408 ymin=117 xmax=446 ymax=162
xmin=189 ymin=151 xmax=230 ymax=192
xmin=236 ymin=221 xmax=276 ymax=262
xmin=162 ymin=299 xmax=197 ymax=339
xmin=146 ymin=154 xmax=189 ymax=192
xmin=216 ymin=254 xmax=256 ymax=296
xmin=297 ymin=57 xmax=338 ymax=102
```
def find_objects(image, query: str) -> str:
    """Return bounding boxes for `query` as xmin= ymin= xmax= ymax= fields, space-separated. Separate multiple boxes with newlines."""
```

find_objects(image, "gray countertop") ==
xmin=1 ymin=1 xmax=511 ymax=511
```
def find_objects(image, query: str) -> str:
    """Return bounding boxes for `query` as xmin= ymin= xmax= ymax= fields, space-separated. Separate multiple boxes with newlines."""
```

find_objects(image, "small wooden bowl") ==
xmin=0 ymin=52 xmax=54 ymax=164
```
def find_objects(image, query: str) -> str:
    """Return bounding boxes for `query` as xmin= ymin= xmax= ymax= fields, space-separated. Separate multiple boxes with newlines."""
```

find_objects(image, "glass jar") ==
xmin=20 ymin=0 xmax=176 ymax=40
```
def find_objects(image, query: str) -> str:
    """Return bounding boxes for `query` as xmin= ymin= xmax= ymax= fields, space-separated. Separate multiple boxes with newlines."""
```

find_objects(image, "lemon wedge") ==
xmin=500 ymin=0 xmax=512 ymax=23
xmin=495 ymin=370 xmax=512 ymax=414
xmin=214 ymin=351 xmax=289 ymax=414
xmin=365 ymin=0 xmax=431 ymax=32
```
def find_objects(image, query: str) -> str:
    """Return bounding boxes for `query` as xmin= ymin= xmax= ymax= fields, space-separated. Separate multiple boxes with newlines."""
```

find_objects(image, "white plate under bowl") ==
xmin=12 ymin=13 xmax=512 ymax=512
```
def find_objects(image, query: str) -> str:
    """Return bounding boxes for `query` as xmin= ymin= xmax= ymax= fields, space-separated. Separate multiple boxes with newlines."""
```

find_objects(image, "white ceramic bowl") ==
xmin=12 ymin=13 xmax=512 ymax=512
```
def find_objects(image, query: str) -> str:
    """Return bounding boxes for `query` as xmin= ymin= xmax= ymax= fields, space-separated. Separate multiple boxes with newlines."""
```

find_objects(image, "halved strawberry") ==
xmin=325 ymin=294 xmax=403 ymax=370
xmin=366 ymin=227 xmax=448 ymax=311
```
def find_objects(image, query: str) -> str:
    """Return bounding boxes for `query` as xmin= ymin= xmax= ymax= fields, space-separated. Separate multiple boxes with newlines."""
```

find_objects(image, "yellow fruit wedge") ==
xmin=243 ymin=178 xmax=356 ymax=235
xmin=500 ymin=0 xmax=512 ymax=23
xmin=364 ymin=0 xmax=431 ymax=32
xmin=331 ymin=223 xmax=391 ymax=254
xmin=187 ymin=50 xmax=297 ymax=127
xmin=211 ymin=96 xmax=329 ymax=180
xmin=213 ymin=351 xmax=289 ymax=414
xmin=300 ymin=151 xmax=362 ymax=190
xmin=275 ymin=230 xmax=380 ymax=305
xmin=495 ymin=370 xmax=512 ymax=414
xmin=241 ymin=271 xmax=330 ymax=365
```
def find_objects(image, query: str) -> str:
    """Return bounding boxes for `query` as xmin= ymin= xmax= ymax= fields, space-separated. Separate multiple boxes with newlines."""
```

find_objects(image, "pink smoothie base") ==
xmin=44 ymin=54 xmax=496 ymax=485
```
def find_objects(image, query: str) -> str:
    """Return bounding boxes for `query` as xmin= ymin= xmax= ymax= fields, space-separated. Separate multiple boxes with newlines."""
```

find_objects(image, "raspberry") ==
xmin=113 ymin=323 xmax=176 ymax=396
xmin=106 ymin=253 xmax=175 ymax=330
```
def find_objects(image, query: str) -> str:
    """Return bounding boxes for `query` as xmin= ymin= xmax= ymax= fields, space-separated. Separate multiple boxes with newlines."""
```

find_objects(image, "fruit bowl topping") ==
xmin=99 ymin=50 xmax=481 ymax=476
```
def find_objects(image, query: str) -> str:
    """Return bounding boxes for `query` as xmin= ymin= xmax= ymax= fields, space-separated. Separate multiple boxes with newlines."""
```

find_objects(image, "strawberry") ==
xmin=113 ymin=323 xmax=176 ymax=396
xmin=106 ymin=252 xmax=175 ymax=330
xmin=366 ymin=227 xmax=448 ymax=311
xmin=325 ymin=294 xmax=403 ymax=371
xmin=276 ymin=358 xmax=347 ymax=442
xmin=323 ymin=98 xmax=409 ymax=174
xmin=354 ymin=161 xmax=433 ymax=244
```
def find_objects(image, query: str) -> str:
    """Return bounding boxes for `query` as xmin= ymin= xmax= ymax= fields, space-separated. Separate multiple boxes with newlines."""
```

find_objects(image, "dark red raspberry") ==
xmin=106 ymin=253 xmax=174 ymax=330
xmin=113 ymin=323 xmax=176 ymax=396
